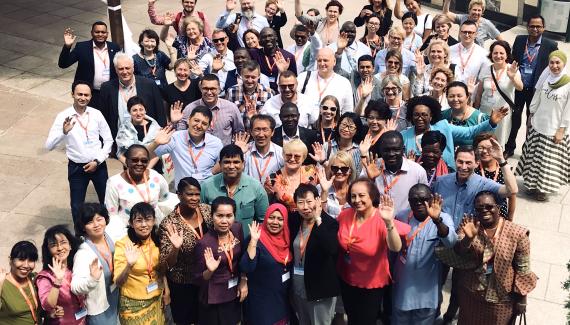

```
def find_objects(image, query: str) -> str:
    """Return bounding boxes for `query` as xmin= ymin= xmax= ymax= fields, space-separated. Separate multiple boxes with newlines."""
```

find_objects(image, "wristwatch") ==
xmin=499 ymin=160 xmax=508 ymax=167
xmin=93 ymin=159 xmax=100 ymax=165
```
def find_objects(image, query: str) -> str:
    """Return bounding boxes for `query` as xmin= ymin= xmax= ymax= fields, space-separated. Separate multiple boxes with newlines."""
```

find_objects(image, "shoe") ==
xmin=504 ymin=150 xmax=514 ymax=159
xmin=535 ymin=191 xmax=548 ymax=201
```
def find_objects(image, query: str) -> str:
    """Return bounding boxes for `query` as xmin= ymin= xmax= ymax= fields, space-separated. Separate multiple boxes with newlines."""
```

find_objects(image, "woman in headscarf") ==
xmin=240 ymin=203 xmax=292 ymax=325
xmin=516 ymin=50 xmax=570 ymax=201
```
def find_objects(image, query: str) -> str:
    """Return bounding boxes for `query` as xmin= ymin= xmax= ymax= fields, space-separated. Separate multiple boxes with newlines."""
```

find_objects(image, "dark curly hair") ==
xmin=405 ymin=95 xmax=443 ymax=125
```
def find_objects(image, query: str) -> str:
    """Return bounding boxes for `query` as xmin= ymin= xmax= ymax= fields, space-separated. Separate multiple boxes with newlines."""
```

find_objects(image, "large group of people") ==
xmin=4 ymin=0 xmax=568 ymax=324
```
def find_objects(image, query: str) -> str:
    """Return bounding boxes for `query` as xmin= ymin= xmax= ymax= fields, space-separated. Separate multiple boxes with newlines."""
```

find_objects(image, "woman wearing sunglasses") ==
xmin=376 ymin=50 xmax=411 ymax=100
xmin=315 ymin=95 xmax=341 ymax=145
xmin=105 ymin=144 xmax=170 ymax=241
xmin=317 ymin=151 xmax=356 ymax=218
xmin=323 ymin=112 xmax=366 ymax=177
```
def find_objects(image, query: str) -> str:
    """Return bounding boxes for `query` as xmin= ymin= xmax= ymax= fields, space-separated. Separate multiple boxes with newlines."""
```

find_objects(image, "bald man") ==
xmin=328 ymin=21 xmax=371 ymax=75
xmin=297 ymin=48 xmax=354 ymax=114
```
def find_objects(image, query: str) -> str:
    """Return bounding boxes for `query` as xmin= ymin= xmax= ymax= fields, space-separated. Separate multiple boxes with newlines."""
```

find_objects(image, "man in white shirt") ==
xmin=297 ymin=48 xmax=354 ymax=114
xmin=45 ymin=81 xmax=113 ymax=224
xmin=261 ymin=70 xmax=317 ymax=128
xmin=215 ymin=0 xmax=269 ymax=47
xmin=328 ymin=21 xmax=371 ymax=75
xmin=198 ymin=29 xmax=236 ymax=93
xmin=449 ymin=20 xmax=488 ymax=83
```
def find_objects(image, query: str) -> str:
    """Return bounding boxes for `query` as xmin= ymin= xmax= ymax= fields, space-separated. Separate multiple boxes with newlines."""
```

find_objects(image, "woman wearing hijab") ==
xmin=516 ymin=50 xmax=570 ymax=201
xmin=240 ymin=203 xmax=292 ymax=325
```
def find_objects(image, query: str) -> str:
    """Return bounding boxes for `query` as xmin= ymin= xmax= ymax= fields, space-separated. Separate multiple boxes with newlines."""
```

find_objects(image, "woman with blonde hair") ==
xmin=380 ymin=75 xmax=409 ymax=131
xmin=419 ymin=14 xmax=458 ymax=52
xmin=317 ymin=151 xmax=356 ymax=218
xmin=170 ymin=16 xmax=214 ymax=61
xmin=414 ymin=39 xmax=458 ymax=96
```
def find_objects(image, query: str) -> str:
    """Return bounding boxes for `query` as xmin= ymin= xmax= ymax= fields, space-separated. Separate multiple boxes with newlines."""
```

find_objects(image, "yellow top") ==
xmin=113 ymin=235 xmax=161 ymax=300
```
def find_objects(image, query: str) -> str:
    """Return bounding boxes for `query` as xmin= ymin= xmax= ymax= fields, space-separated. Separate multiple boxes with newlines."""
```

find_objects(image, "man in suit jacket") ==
xmin=505 ymin=14 xmax=558 ymax=157
xmin=271 ymin=102 xmax=318 ymax=165
xmin=100 ymin=52 xmax=166 ymax=140
xmin=58 ymin=21 xmax=121 ymax=110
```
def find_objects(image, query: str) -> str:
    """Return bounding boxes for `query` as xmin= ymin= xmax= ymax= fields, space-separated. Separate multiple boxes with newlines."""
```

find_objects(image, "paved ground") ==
xmin=0 ymin=0 xmax=569 ymax=323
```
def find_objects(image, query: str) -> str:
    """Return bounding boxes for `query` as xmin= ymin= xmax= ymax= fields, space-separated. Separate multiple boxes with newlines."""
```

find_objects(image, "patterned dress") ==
xmin=268 ymin=165 xmax=318 ymax=212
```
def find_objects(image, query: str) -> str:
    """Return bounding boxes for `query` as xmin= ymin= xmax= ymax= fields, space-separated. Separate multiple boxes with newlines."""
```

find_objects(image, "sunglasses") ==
xmin=331 ymin=166 xmax=350 ymax=174
xmin=321 ymin=105 xmax=337 ymax=112
xmin=212 ymin=37 xmax=227 ymax=43
xmin=285 ymin=153 xmax=303 ymax=161
xmin=278 ymin=84 xmax=295 ymax=90
xmin=409 ymin=197 xmax=430 ymax=204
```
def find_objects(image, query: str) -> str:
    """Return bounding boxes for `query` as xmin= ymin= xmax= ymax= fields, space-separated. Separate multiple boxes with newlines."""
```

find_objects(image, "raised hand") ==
xmin=359 ymin=133 xmax=373 ymax=156
xmin=487 ymin=137 xmax=505 ymax=162
xmin=48 ymin=257 xmax=66 ymax=283
xmin=507 ymin=61 xmax=519 ymax=80
xmin=360 ymin=77 xmax=374 ymax=98
xmin=234 ymin=132 xmax=250 ymax=154
xmin=165 ymin=223 xmax=183 ymax=249
xmin=189 ymin=60 xmax=203 ymax=76
xmin=317 ymin=165 xmax=335 ymax=193
xmin=386 ymin=118 xmax=397 ymax=131
xmin=490 ymin=106 xmax=509 ymax=125
xmin=89 ymin=258 xmax=102 ymax=280
xmin=154 ymin=125 xmax=175 ymax=145
xmin=274 ymin=51 xmax=291 ymax=73
xmin=163 ymin=11 xmax=175 ymax=26
xmin=63 ymin=28 xmax=76 ymax=47
xmin=360 ymin=8 xmax=373 ymax=17
xmin=204 ymin=247 xmax=221 ymax=272
xmin=248 ymin=221 xmax=262 ymax=243
xmin=306 ymin=21 xmax=317 ymax=35
xmin=415 ymin=49 xmax=425 ymax=75
xmin=466 ymin=77 xmax=477 ymax=96
xmin=170 ymin=101 xmax=184 ymax=123
xmin=406 ymin=149 xmax=417 ymax=161
xmin=378 ymin=195 xmax=395 ymax=222
xmin=425 ymin=193 xmax=443 ymax=221
xmin=226 ymin=0 xmax=237 ymax=11
xmin=462 ymin=214 xmax=479 ymax=239
xmin=125 ymin=242 xmax=140 ymax=267
xmin=309 ymin=142 xmax=326 ymax=163
xmin=337 ymin=32 xmax=349 ymax=51
xmin=63 ymin=116 xmax=75 ymax=135
xmin=363 ymin=154 xmax=381 ymax=180
xmin=212 ymin=54 xmax=225 ymax=72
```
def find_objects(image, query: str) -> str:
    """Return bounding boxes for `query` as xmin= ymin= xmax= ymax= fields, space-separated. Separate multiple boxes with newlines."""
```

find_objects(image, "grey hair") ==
xmin=113 ymin=51 xmax=134 ymax=67
xmin=380 ymin=74 xmax=403 ymax=90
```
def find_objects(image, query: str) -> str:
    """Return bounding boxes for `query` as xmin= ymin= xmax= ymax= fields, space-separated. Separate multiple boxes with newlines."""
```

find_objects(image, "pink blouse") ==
xmin=36 ymin=269 xmax=86 ymax=325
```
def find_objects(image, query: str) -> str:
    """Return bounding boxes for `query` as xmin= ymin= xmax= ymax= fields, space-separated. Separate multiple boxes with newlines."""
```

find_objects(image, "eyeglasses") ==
xmin=321 ymin=105 xmax=337 ymax=112
xmin=409 ymin=197 xmax=430 ymax=204
xmin=201 ymin=87 xmax=218 ymax=93
xmin=368 ymin=22 xmax=380 ymax=26
xmin=386 ymin=60 xmax=400 ymax=66
xmin=413 ymin=112 xmax=430 ymax=118
xmin=129 ymin=158 xmax=149 ymax=164
xmin=474 ymin=204 xmax=497 ymax=212
xmin=48 ymin=240 xmax=70 ymax=249
xmin=476 ymin=146 xmax=493 ymax=152
xmin=528 ymin=25 xmax=544 ymax=30
xmin=383 ymin=87 xmax=400 ymax=93
xmin=212 ymin=37 xmax=227 ymax=43
xmin=285 ymin=153 xmax=303 ymax=161
xmin=331 ymin=165 xmax=350 ymax=174
xmin=339 ymin=123 xmax=357 ymax=131
xmin=132 ymin=216 xmax=154 ymax=225
xmin=460 ymin=30 xmax=476 ymax=35
xmin=278 ymin=84 xmax=295 ymax=90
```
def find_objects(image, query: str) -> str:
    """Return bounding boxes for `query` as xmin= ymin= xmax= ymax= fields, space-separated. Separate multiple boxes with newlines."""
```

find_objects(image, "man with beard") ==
xmin=249 ymin=27 xmax=297 ymax=92
xmin=336 ymin=55 xmax=383 ymax=108
xmin=58 ymin=22 xmax=121 ymax=110
xmin=148 ymin=0 xmax=212 ymax=38
xmin=223 ymin=47 xmax=271 ymax=93
xmin=197 ymin=29 xmax=236 ymax=93
xmin=261 ymin=71 xmax=317 ymax=128
xmin=271 ymin=102 xmax=318 ymax=165
xmin=241 ymin=114 xmax=284 ymax=183
xmin=200 ymin=144 xmax=269 ymax=235
xmin=328 ymin=21 xmax=371 ymax=75
xmin=216 ymin=0 xmax=269 ymax=47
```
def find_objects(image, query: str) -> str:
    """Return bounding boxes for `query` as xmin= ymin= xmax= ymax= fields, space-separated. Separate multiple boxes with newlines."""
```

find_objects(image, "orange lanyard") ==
xmin=187 ymin=133 xmax=206 ymax=168
xmin=479 ymin=164 xmax=499 ymax=182
xmin=317 ymin=75 xmax=334 ymax=100
xmin=7 ymin=275 xmax=38 ymax=324
xmin=459 ymin=44 xmax=475 ymax=72
xmin=368 ymin=131 xmax=382 ymax=147
xmin=220 ymin=233 xmax=235 ymax=274
xmin=96 ymin=240 xmax=114 ymax=274
xmin=119 ymin=83 xmax=135 ymax=104
xmin=524 ymin=41 xmax=538 ymax=64
xmin=381 ymin=162 xmax=401 ymax=194
xmin=139 ymin=241 xmax=154 ymax=281
xmin=178 ymin=206 xmax=203 ymax=239
xmin=75 ymin=112 xmax=90 ymax=140
xmin=94 ymin=47 xmax=108 ymax=68
xmin=405 ymin=211 xmax=431 ymax=251
xmin=252 ymin=152 xmax=273 ymax=182
xmin=126 ymin=170 xmax=151 ymax=203
xmin=345 ymin=211 xmax=359 ymax=255
xmin=298 ymin=223 xmax=314 ymax=262
xmin=264 ymin=55 xmax=277 ymax=72
xmin=490 ymin=67 xmax=506 ymax=96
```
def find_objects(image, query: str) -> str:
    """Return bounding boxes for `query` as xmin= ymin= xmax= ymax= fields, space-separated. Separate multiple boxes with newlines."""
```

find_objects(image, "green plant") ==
xmin=563 ymin=261 xmax=570 ymax=323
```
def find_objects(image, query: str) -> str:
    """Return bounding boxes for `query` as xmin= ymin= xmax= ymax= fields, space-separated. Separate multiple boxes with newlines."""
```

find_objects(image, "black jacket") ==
xmin=271 ymin=126 xmax=318 ymax=165
xmin=99 ymin=76 xmax=167 ymax=138
xmin=512 ymin=35 xmax=558 ymax=87
xmin=289 ymin=211 xmax=340 ymax=301
xmin=58 ymin=40 xmax=121 ymax=86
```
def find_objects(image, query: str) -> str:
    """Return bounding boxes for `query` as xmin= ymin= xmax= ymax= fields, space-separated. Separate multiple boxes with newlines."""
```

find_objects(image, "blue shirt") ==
xmin=374 ymin=48 xmax=416 ymax=77
xmin=520 ymin=36 xmax=542 ymax=88
xmin=155 ymin=131 xmax=223 ymax=186
xmin=393 ymin=209 xmax=457 ymax=310
xmin=200 ymin=173 xmax=269 ymax=236
xmin=432 ymin=173 xmax=502 ymax=227
xmin=401 ymin=119 xmax=495 ymax=168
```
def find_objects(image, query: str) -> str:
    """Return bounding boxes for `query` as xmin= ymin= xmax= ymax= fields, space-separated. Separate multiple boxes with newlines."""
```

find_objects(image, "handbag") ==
xmin=491 ymin=65 xmax=520 ymax=113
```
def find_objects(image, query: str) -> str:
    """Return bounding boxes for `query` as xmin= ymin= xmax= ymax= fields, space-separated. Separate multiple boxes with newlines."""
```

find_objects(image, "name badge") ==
xmin=268 ymin=76 xmax=276 ymax=83
xmin=523 ymin=66 xmax=533 ymax=75
xmin=228 ymin=277 xmax=238 ymax=289
xmin=154 ymin=79 xmax=161 ymax=86
xmin=282 ymin=272 xmax=290 ymax=283
xmin=110 ymin=284 xmax=117 ymax=293
xmin=74 ymin=308 xmax=88 ymax=320
xmin=102 ymin=68 xmax=110 ymax=76
xmin=147 ymin=282 xmax=159 ymax=293
xmin=293 ymin=266 xmax=304 ymax=276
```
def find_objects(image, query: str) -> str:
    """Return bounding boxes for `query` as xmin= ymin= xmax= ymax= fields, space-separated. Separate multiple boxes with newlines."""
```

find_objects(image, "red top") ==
xmin=337 ymin=207 xmax=409 ymax=289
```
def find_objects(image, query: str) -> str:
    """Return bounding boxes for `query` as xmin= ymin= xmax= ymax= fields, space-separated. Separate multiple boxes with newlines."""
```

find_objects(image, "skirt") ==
xmin=515 ymin=129 xmax=570 ymax=193
xmin=168 ymin=279 xmax=200 ymax=324
xmin=119 ymin=294 xmax=165 ymax=325
xmin=457 ymin=289 xmax=514 ymax=325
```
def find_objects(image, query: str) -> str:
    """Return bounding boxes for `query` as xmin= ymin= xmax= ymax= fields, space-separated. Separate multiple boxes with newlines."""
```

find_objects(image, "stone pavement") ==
xmin=0 ymin=0 xmax=569 ymax=323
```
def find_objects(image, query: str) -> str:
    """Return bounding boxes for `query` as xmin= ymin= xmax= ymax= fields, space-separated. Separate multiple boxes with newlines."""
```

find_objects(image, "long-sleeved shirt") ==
xmin=45 ymin=106 xmax=113 ymax=164
xmin=530 ymin=81 xmax=570 ymax=136
xmin=328 ymin=41 xmax=372 ymax=75
xmin=215 ymin=10 xmax=269 ymax=47
xmin=147 ymin=3 xmax=213 ymax=38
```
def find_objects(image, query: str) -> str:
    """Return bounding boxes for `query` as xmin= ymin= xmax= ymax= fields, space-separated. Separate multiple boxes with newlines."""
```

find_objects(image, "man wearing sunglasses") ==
xmin=261 ymin=70 xmax=317 ymax=128
xmin=449 ymin=20 xmax=488 ymax=84
xmin=286 ymin=24 xmax=311 ymax=74
xmin=198 ymin=29 xmax=236 ymax=94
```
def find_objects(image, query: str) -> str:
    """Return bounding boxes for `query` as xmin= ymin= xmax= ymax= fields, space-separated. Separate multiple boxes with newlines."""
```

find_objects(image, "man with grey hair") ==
xmin=215 ymin=0 xmax=269 ymax=47
xmin=100 ymin=52 xmax=166 ymax=139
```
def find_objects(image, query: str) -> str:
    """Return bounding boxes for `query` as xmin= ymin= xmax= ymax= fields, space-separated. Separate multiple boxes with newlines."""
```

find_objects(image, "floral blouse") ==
xmin=267 ymin=165 xmax=319 ymax=211
xmin=172 ymin=36 xmax=214 ymax=62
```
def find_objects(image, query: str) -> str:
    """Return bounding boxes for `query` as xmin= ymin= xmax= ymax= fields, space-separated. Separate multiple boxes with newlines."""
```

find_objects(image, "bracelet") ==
xmin=386 ymin=224 xmax=394 ymax=232
xmin=52 ymin=281 xmax=62 ymax=289
xmin=499 ymin=160 xmax=508 ymax=167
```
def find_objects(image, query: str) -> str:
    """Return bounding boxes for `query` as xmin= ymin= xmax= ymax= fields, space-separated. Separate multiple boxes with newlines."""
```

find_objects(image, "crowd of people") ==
xmin=3 ymin=0 xmax=569 ymax=324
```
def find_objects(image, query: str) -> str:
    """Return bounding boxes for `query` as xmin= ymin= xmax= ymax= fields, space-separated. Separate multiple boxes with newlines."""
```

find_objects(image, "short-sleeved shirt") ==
xmin=455 ymin=14 xmax=500 ymax=46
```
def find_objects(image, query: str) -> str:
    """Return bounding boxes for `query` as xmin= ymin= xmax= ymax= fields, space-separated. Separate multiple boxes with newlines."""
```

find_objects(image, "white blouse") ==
xmin=530 ymin=81 xmax=570 ymax=136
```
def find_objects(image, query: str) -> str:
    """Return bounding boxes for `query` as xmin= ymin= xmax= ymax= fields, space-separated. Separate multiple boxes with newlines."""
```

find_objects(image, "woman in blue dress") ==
xmin=240 ymin=203 xmax=292 ymax=325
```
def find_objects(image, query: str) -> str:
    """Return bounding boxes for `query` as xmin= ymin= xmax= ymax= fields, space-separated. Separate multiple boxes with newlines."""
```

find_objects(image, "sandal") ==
xmin=535 ymin=191 xmax=548 ymax=201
